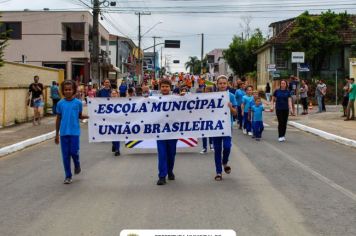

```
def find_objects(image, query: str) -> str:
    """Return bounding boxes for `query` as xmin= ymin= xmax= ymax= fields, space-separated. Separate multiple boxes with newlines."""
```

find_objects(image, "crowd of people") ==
xmin=52 ymin=74 xmax=264 ymax=185
xmin=26 ymin=72 xmax=355 ymax=185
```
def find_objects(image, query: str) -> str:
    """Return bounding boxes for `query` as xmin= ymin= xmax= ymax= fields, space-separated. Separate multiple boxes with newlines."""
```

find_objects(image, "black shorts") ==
xmin=342 ymin=96 xmax=349 ymax=107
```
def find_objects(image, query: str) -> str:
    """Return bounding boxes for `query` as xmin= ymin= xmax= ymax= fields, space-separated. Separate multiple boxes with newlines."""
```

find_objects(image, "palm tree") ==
xmin=185 ymin=56 xmax=200 ymax=74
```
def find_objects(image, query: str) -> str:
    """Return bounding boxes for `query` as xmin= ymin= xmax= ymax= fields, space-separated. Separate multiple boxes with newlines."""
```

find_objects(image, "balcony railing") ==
xmin=61 ymin=40 xmax=84 ymax=51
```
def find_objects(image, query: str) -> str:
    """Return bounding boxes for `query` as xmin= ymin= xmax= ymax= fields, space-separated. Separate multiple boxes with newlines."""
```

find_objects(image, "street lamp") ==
xmin=142 ymin=21 xmax=163 ymax=37
xmin=140 ymin=21 xmax=163 ymax=80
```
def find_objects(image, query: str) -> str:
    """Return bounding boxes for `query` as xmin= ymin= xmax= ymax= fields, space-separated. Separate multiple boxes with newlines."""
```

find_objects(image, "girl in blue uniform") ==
xmin=213 ymin=75 xmax=237 ymax=181
xmin=55 ymin=80 xmax=88 ymax=184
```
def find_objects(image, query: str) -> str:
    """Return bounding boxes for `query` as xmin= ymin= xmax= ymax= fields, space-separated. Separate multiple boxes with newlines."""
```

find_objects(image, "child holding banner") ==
xmin=55 ymin=80 xmax=88 ymax=184
xmin=200 ymin=86 xmax=214 ymax=154
xmin=111 ymin=89 xmax=121 ymax=156
xmin=156 ymin=78 xmax=178 ymax=185
xmin=213 ymin=75 xmax=237 ymax=181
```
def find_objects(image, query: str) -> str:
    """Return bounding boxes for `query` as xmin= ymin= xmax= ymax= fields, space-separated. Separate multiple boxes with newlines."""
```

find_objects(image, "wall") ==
xmin=0 ymin=61 xmax=64 ymax=87
xmin=257 ymin=47 xmax=271 ymax=91
xmin=0 ymin=62 xmax=64 ymax=127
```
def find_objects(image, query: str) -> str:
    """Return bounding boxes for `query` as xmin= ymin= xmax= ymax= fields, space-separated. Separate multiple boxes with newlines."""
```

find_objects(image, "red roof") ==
xmin=257 ymin=15 xmax=356 ymax=53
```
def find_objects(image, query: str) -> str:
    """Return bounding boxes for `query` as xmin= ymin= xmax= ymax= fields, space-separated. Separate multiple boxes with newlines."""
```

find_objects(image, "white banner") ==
xmin=88 ymin=92 xmax=231 ymax=142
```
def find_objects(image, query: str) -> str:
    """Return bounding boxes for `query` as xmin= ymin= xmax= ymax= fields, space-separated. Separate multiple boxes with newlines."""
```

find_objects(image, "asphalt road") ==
xmin=0 ymin=113 xmax=355 ymax=236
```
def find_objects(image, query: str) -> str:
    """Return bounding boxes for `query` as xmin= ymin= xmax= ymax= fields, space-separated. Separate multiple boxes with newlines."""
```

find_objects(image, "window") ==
xmin=0 ymin=22 xmax=22 ymax=39
xmin=61 ymin=23 xmax=85 ymax=51
xmin=275 ymin=49 xmax=288 ymax=68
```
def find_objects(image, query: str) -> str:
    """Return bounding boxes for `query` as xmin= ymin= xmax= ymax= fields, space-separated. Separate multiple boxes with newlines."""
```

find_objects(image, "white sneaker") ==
xmin=200 ymin=149 xmax=207 ymax=154
xmin=243 ymin=129 xmax=247 ymax=135
xmin=248 ymin=132 xmax=253 ymax=136
xmin=278 ymin=137 xmax=285 ymax=142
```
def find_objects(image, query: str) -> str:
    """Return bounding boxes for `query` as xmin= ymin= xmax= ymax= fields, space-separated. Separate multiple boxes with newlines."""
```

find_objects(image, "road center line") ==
xmin=263 ymin=141 xmax=356 ymax=202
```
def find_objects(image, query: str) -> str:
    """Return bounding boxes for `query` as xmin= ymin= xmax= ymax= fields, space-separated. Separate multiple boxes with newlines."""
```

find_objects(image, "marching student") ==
xmin=111 ymin=89 xmax=121 ymax=156
xmin=156 ymin=78 xmax=178 ymax=185
xmin=213 ymin=75 xmax=237 ymax=181
xmin=235 ymin=82 xmax=246 ymax=129
xmin=241 ymin=85 xmax=254 ymax=136
xmin=55 ymin=80 xmax=88 ymax=184
xmin=249 ymin=90 xmax=259 ymax=138
xmin=251 ymin=97 xmax=265 ymax=141
xmin=200 ymin=86 xmax=214 ymax=154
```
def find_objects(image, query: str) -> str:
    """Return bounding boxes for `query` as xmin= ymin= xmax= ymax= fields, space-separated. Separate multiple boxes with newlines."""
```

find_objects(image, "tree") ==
xmin=185 ymin=56 xmax=200 ymax=74
xmin=286 ymin=10 xmax=352 ymax=75
xmin=223 ymin=29 xmax=265 ymax=77
xmin=0 ymin=15 xmax=8 ymax=67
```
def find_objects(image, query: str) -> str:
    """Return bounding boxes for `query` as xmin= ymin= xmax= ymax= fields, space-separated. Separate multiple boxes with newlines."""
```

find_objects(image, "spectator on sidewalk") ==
xmin=345 ymin=78 xmax=356 ymax=121
xmin=342 ymin=77 xmax=350 ymax=117
xmin=27 ymin=75 xmax=44 ymax=125
xmin=271 ymin=80 xmax=293 ymax=142
xmin=288 ymin=75 xmax=299 ymax=116
xmin=265 ymin=82 xmax=271 ymax=102
xmin=315 ymin=80 xmax=326 ymax=113
xmin=50 ymin=81 xmax=61 ymax=115
xmin=300 ymin=80 xmax=309 ymax=115
xmin=320 ymin=80 xmax=327 ymax=112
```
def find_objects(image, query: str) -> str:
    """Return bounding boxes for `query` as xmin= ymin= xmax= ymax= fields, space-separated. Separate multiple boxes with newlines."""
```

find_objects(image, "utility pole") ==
xmin=153 ymin=36 xmax=162 ymax=79
xmin=135 ymin=12 xmax=151 ymax=83
xmin=92 ymin=0 xmax=100 ymax=84
xmin=201 ymin=33 xmax=204 ymax=75
xmin=160 ymin=47 xmax=163 ymax=69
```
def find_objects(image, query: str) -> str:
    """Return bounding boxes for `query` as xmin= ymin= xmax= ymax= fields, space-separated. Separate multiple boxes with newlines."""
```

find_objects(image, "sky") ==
xmin=1 ymin=0 xmax=355 ymax=72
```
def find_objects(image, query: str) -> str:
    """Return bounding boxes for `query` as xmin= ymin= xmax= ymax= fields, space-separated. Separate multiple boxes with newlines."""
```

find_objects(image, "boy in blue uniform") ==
xmin=241 ymin=85 xmax=254 ymax=136
xmin=156 ymin=78 xmax=178 ymax=185
xmin=111 ymin=89 xmax=121 ymax=156
xmin=249 ymin=90 xmax=259 ymax=138
xmin=235 ymin=82 xmax=246 ymax=129
xmin=251 ymin=97 xmax=265 ymax=141
xmin=213 ymin=75 xmax=237 ymax=181
xmin=55 ymin=80 xmax=88 ymax=184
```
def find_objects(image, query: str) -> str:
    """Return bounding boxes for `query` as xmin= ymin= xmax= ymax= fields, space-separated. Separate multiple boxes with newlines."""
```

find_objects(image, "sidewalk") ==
xmin=287 ymin=105 xmax=356 ymax=141
xmin=0 ymin=116 xmax=56 ymax=149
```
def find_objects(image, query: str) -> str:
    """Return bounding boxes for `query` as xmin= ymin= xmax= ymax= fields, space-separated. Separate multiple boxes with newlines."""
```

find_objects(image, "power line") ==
xmin=102 ymin=13 xmax=133 ymax=39
xmin=102 ymin=7 xmax=356 ymax=14
xmin=75 ymin=0 xmax=92 ymax=9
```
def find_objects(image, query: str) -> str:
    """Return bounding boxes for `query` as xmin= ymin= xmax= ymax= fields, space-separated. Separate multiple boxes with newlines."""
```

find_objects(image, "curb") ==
xmin=288 ymin=121 xmax=356 ymax=148
xmin=0 ymin=131 xmax=56 ymax=157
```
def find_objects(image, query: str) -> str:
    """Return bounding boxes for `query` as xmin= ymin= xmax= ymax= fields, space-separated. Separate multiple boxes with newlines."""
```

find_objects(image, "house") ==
xmin=256 ymin=15 xmax=356 ymax=91
xmin=0 ymin=10 xmax=111 ymax=85
xmin=206 ymin=49 xmax=233 ymax=79
xmin=143 ymin=51 xmax=159 ymax=72
xmin=106 ymin=34 xmax=138 ymax=81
